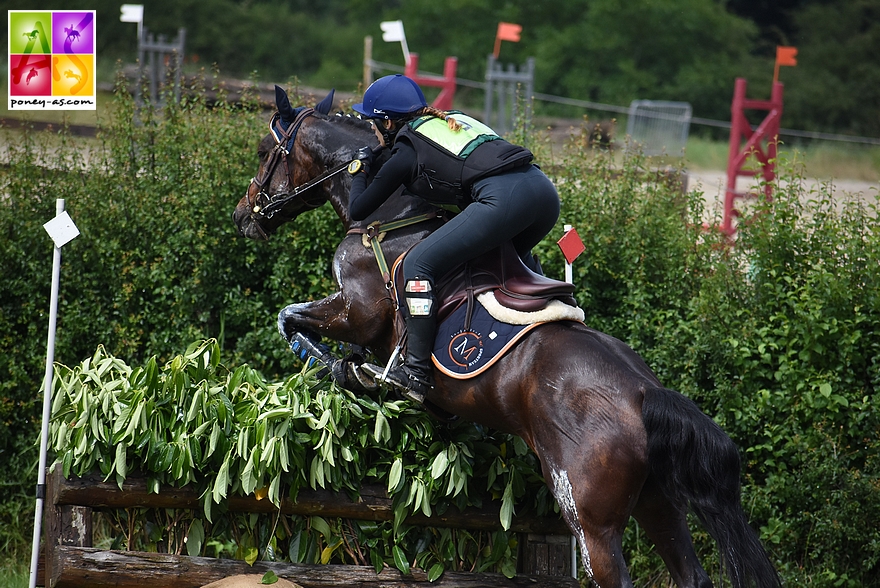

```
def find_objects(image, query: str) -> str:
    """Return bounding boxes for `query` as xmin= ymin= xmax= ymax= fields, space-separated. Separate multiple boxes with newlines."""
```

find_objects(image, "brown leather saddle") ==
xmin=393 ymin=241 xmax=578 ymax=323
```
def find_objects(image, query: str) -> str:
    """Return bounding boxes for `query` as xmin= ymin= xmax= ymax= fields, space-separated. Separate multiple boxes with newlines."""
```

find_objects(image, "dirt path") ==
xmin=687 ymin=169 xmax=879 ymax=223
xmin=687 ymin=170 xmax=878 ymax=201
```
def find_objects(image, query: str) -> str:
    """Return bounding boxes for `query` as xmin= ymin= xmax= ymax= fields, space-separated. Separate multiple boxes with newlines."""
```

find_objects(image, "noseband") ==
xmin=246 ymin=107 xmax=349 ymax=235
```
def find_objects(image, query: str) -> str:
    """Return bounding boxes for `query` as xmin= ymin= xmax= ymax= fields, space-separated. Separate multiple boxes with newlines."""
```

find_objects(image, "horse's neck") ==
xmin=310 ymin=117 xmax=430 ymax=234
xmin=308 ymin=117 xmax=376 ymax=230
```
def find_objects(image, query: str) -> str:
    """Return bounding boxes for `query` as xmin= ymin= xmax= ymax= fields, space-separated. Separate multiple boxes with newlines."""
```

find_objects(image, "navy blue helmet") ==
xmin=352 ymin=74 xmax=428 ymax=119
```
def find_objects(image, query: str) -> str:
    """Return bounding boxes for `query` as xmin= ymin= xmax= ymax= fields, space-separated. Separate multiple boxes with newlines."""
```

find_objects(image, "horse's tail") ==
xmin=642 ymin=387 xmax=781 ymax=588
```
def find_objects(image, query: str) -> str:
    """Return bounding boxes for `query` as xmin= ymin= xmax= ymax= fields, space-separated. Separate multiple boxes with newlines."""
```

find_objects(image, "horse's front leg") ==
xmin=277 ymin=291 xmax=391 ymax=392
xmin=278 ymin=291 xmax=348 ymax=342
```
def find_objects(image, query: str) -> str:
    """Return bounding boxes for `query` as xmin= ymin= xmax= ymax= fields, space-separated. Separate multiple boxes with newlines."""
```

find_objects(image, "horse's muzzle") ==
xmin=232 ymin=199 xmax=268 ymax=240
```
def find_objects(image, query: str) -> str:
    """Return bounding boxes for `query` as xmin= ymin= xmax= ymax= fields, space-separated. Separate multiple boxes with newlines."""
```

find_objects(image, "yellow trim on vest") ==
xmin=410 ymin=114 xmax=498 ymax=158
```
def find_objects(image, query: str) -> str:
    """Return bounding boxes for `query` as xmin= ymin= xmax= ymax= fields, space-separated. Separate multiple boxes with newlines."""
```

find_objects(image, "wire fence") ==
xmin=368 ymin=58 xmax=880 ymax=147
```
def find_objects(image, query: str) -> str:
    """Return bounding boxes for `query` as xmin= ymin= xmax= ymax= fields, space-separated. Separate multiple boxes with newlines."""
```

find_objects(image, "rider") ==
xmin=350 ymin=74 xmax=560 ymax=404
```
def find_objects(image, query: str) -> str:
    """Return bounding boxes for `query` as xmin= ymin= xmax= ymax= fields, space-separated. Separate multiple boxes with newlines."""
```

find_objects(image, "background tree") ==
xmin=3 ymin=0 xmax=878 ymax=137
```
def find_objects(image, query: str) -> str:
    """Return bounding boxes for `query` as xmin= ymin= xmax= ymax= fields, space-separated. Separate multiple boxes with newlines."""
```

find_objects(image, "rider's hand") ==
xmin=348 ymin=146 xmax=374 ymax=176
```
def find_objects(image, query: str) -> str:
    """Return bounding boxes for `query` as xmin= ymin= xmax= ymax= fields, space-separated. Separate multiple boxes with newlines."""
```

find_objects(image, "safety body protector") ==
xmin=395 ymin=112 xmax=533 ymax=205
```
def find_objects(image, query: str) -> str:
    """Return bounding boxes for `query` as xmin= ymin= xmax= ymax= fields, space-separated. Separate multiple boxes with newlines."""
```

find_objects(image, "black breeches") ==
xmin=403 ymin=165 xmax=560 ymax=286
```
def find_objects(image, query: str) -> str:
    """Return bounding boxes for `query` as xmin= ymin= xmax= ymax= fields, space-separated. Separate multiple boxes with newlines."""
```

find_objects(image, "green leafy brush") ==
xmin=48 ymin=339 xmax=555 ymax=577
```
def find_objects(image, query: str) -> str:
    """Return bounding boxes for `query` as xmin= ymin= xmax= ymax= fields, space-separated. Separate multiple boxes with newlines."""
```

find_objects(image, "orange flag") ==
xmin=773 ymin=46 xmax=798 ymax=85
xmin=494 ymin=22 xmax=522 ymax=58
xmin=497 ymin=22 xmax=522 ymax=42
xmin=776 ymin=46 xmax=798 ymax=67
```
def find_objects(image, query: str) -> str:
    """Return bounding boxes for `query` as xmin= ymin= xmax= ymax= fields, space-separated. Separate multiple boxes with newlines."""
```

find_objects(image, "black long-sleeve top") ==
xmin=349 ymin=142 xmax=419 ymax=221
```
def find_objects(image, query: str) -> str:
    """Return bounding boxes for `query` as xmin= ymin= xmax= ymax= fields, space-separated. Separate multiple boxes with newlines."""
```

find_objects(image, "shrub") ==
xmin=49 ymin=340 xmax=548 ymax=577
xmin=1 ymin=78 xmax=878 ymax=585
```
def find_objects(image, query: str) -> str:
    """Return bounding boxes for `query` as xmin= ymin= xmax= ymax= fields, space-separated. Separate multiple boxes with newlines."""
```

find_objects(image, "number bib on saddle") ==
xmin=431 ymin=297 xmax=544 ymax=379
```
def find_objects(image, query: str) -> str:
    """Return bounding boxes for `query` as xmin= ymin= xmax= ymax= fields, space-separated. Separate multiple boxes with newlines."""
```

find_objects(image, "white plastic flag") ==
xmin=43 ymin=210 xmax=80 ymax=248
xmin=380 ymin=20 xmax=404 ymax=42
xmin=380 ymin=20 xmax=410 ymax=64
xmin=120 ymin=4 xmax=144 ymax=23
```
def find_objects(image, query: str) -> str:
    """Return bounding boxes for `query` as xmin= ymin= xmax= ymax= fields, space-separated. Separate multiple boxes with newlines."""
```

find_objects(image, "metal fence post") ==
xmin=137 ymin=26 xmax=186 ymax=107
xmin=484 ymin=55 xmax=535 ymax=136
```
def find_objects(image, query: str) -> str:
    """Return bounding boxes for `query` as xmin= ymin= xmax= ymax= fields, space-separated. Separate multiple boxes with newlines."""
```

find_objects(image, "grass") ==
xmin=681 ymin=134 xmax=880 ymax=181
xmin=0 ymin=560 xmax=28 ymax=588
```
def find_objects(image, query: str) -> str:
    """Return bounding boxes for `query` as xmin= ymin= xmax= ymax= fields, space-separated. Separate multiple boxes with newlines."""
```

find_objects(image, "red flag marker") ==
xmin=773 ymin=46 xmax=797 ymax=85
xmin=557 ymin=227 xmax=585 ymax=265
xmin=493 ymin=22 xmax=522 ymax=58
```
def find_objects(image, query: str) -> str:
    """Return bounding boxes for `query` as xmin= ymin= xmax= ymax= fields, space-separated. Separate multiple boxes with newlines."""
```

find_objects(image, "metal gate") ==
xmin=137 ymin=27 xmax=186 ymax=105
xmin=625 ymin=100 xmax=692 ymax=156
xmin=483 ymin=55 xmax=535 ymax=136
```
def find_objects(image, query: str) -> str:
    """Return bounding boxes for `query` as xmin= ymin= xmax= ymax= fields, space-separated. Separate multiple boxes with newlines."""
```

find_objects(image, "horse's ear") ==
xmin=275 ymin=85 xmax=295 ymax=121
xmin=315 ymin=89 xmax=335 ymax=115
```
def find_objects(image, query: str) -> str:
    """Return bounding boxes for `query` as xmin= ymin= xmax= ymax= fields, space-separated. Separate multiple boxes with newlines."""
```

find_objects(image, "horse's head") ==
xmin=233 ymin=85 xmax=377 ymax=240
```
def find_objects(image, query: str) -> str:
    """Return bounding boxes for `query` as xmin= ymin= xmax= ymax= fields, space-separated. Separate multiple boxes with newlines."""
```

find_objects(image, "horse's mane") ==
xmin=327 ymin=113 xmax=372 ymax=132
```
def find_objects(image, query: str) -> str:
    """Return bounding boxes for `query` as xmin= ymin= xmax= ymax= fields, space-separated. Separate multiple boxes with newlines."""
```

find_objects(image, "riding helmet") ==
xmin=352 ymin=74 xmax=427 ymax=119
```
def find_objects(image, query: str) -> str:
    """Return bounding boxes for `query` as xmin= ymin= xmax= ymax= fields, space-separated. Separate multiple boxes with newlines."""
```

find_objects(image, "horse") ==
xmin=232 ymin=86 xmax=781 ymax=588
xmin=64 ymin=26 xmax=80 ymax=43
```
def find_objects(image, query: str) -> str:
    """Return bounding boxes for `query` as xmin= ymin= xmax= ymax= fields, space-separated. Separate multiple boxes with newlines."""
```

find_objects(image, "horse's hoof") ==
xmin=350 ymin=363 xmax=379 ymax=391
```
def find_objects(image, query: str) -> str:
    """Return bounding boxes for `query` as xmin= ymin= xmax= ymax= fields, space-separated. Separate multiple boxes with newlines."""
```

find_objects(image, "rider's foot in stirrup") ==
xmin=385 ymin=366 xmax=433 ymax=404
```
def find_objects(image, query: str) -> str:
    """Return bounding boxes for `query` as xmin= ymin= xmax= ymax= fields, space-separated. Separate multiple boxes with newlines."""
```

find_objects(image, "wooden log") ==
xmin=50 ymin=546 xmax=579 ymax=588
xmin=49 ymin=465 xmax=569 ymax=535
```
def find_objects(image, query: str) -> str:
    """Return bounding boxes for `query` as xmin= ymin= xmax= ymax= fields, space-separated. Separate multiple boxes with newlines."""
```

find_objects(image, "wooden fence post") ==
xmin=45 ymin=464 xmax=93 ymax=588
xmin=519 ymin=533 xmax=572 ymax=577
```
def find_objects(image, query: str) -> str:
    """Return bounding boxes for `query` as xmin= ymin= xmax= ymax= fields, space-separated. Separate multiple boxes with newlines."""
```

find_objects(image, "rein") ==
xmin=257 ymin=160 xmax=351 ymax=218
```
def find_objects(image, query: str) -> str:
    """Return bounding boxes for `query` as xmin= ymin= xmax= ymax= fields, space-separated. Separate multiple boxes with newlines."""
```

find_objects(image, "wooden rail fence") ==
xmin=40 ymin=464 xmax=578 ymax=588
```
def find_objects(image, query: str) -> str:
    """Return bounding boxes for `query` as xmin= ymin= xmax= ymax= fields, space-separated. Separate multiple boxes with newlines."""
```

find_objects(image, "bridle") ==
xmin=245 ymin=107 xmax=353 ymax=237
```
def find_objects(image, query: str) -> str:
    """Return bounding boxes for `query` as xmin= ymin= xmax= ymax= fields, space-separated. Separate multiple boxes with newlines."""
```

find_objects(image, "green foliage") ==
xmin=6 ymin=0 xmax=876 ymax=134
xmin=542 ymin=146 xmax=880 ymax=586
xmin=49 ymin=339 xmax=549 ymax=577
xmin=0 ymin=74 xmax=337 ymax=559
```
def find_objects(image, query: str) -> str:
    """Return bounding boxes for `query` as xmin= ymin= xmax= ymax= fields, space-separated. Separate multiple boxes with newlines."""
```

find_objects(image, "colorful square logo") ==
xmin=8 ymin=10 xmax=97 ymax=110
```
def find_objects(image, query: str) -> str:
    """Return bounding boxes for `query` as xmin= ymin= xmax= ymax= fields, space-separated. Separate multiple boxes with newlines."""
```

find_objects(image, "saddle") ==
xmin=393 ymin=241 xmax=579 ymax=323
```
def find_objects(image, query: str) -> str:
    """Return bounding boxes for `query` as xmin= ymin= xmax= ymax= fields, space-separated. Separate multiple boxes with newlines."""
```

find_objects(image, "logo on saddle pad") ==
xmin=431 ymin=292 xmax=584 ymax=379
xmin=448 ymin=330 xmax=485 ymax=368
xmin=433 ymin=297 xmax=541 ymax=379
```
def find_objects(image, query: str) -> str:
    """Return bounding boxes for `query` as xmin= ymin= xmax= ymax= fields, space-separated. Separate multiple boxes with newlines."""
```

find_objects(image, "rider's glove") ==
xmin=348 ymin=146 xmax=374 ymax=176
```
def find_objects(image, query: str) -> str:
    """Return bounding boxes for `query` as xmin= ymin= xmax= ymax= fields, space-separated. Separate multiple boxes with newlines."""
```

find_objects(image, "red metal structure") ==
xmin=404 ymin=53 xmax=458 ymax=110
xmin=723 ymin=78 xmax=784 ymax=236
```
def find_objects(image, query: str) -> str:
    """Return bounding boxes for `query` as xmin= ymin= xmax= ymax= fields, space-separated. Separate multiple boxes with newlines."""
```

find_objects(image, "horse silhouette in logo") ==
xmin=26 ymin=68 xmax=39 ymax=85
xmin=64 ymin=70 xmax=82 ymax=83
xmin=64 ymin=26 xmax=81 ymax=44
xmin=23 ymin=30 xmax=40 ymax=41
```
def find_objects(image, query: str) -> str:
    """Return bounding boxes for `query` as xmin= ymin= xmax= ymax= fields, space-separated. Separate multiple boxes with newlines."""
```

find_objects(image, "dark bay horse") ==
xmin=232 ymin=88 xmax=780 ymax=588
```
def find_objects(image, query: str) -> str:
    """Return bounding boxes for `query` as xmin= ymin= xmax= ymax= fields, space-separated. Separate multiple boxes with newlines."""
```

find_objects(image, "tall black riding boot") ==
xmin=521 ymin=250 xmax=544 ymax=275
xmin=383 ymin=279 xmax=437 ymax=403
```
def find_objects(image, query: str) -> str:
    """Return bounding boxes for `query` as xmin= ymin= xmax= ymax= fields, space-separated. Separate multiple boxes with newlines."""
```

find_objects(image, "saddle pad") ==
xmin=432 ymin=296 xmax=547 ymax=379
xmin=477 ymin=291 xmax=585 ymax=324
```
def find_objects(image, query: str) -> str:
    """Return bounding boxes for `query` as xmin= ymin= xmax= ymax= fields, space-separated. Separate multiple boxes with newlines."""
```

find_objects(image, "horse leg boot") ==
xmin=288 ymin=331 xmax=378 ymax=392
xmin=370 ymin=279 xmax=436 ymax=404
